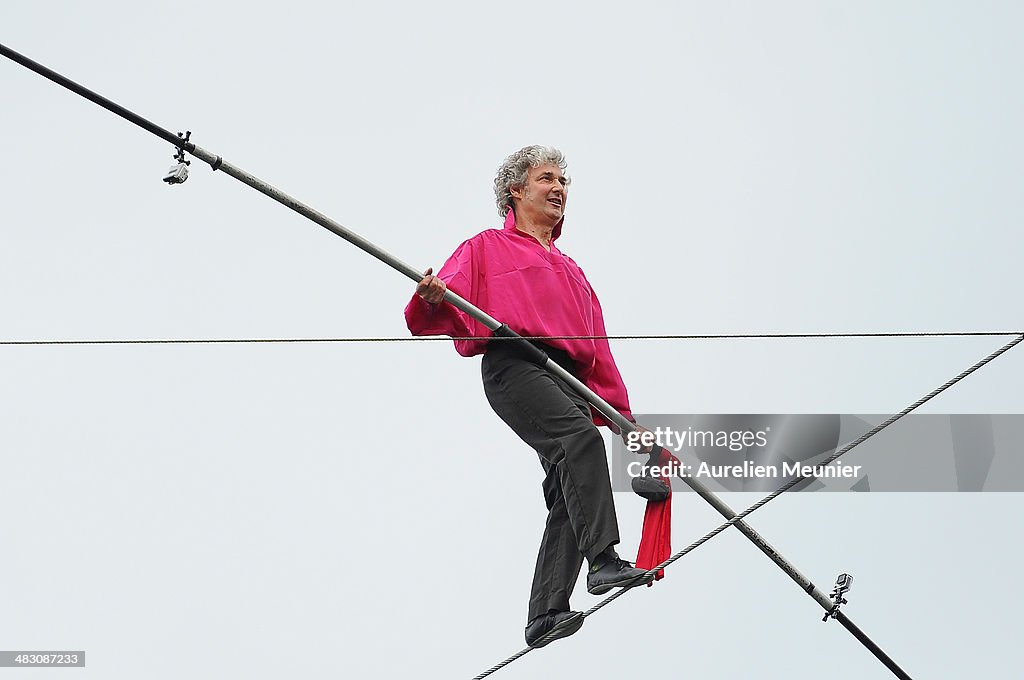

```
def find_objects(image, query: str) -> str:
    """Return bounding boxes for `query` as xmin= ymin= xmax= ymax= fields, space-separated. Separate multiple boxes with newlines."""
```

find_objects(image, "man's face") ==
xmin=511 ymin=163 xmax=568 ymax=226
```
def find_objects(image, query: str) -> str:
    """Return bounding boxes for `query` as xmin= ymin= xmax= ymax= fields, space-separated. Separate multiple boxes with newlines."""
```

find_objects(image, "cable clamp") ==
xmin=162 ymin=130 xmax=191 ymax=185
xmin=822 ymin=572 xmax=853 ymax=622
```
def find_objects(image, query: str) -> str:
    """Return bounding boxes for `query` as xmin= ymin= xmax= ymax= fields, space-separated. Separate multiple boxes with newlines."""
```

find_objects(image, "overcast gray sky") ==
xmin=2 ymin=2 xmax=1022 ymax=678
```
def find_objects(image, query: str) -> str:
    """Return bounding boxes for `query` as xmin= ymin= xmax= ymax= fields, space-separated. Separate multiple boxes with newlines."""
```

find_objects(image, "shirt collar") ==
xmin=503 ymin=209 xmax=564 ymax=243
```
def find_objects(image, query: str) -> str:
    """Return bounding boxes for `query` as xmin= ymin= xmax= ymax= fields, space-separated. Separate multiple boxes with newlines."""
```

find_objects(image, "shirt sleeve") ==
xmin=584 ymin=282 xmax=635 ymax=431
xmin=404 ymin=238 xmax=486 ymax=353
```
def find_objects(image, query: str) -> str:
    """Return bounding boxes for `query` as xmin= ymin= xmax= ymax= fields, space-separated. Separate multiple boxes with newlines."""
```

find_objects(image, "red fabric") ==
xmin=405 ymin=209 xmax=634 ymax=428
xmin=635 ymin=449 xmax=677 ymax=584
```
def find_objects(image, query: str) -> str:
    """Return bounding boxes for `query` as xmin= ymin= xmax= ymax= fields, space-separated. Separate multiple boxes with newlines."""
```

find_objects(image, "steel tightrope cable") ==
xmin=469 ymin=333 xmax=1023 ymax=680
xmin=2 ymin=330 xmax=1021 ymax=346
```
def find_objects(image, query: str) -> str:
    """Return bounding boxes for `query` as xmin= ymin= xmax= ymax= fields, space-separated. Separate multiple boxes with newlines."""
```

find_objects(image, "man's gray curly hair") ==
xmin=493 ymin=145 xmax=571 ymax=217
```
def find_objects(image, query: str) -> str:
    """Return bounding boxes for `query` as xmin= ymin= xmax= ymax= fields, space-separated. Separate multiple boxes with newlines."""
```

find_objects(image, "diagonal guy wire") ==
xmin=470 ymin=333 xmax=1023 ymax=680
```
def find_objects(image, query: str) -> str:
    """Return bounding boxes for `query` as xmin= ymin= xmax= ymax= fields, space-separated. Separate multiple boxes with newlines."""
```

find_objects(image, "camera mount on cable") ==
xmin=822 ymin=572 xmax=854 ymax=622
xmin=162 ymin=131 xmax=191 ymax=185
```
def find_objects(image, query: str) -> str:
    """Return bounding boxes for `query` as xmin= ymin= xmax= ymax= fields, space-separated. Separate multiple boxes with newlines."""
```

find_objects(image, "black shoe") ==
xmin=525 ymin=610 xmax=584 ymax=648
xmin=587 ymin=556 xmax=654 ymax=595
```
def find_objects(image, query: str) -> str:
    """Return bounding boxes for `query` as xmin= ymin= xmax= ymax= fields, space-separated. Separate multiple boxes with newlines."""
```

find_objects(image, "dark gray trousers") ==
xmin=481 ymin=342 xmax=620 ymax=622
